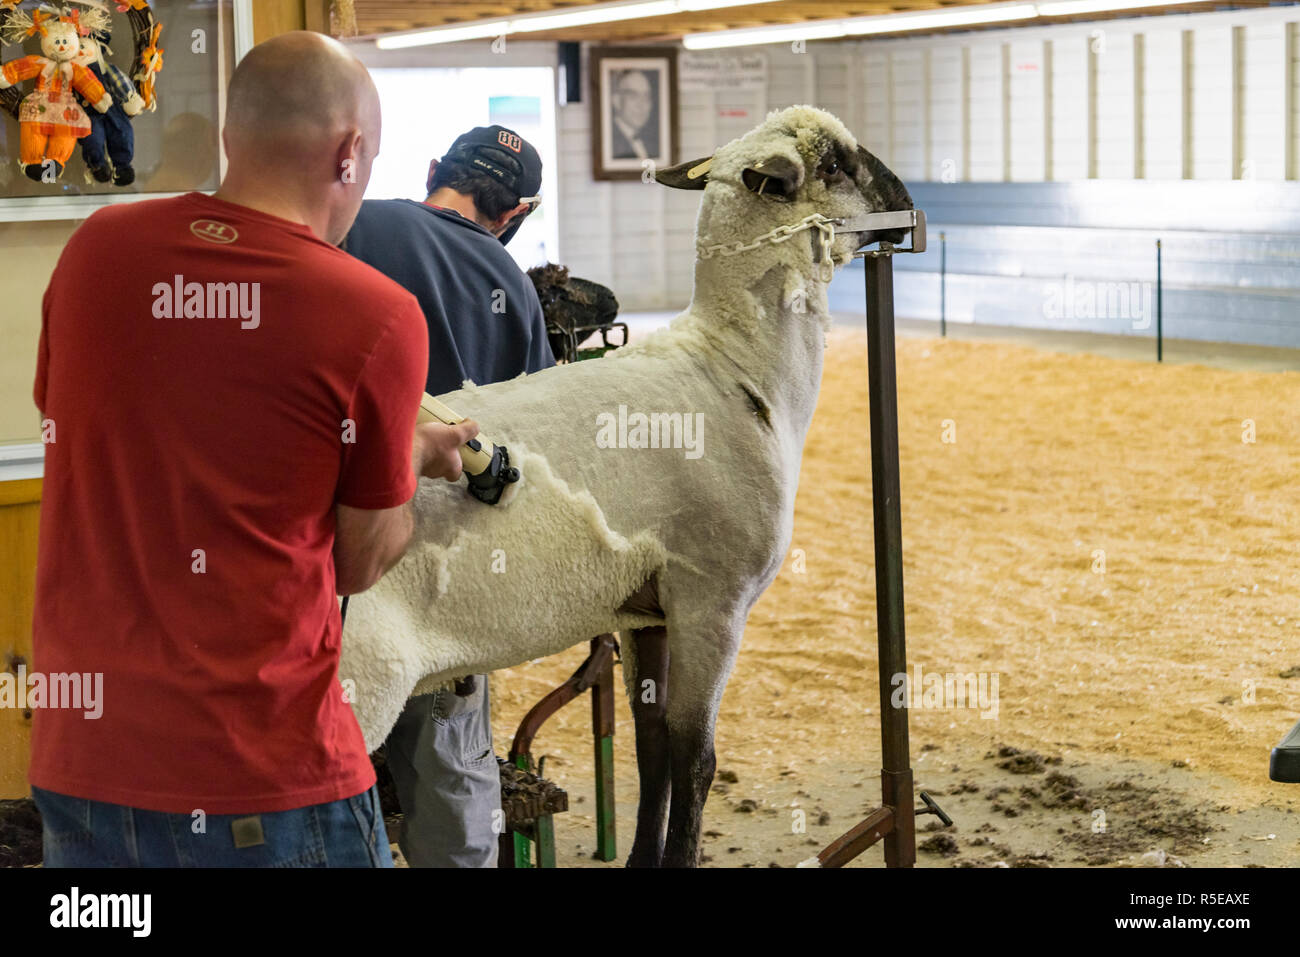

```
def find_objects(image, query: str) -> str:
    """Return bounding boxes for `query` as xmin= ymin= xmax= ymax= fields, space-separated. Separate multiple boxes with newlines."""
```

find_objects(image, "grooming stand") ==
xmin=505 ymin=634 xmax=619 ymax=867
xmin=814 ymin=209 xmax=952 ymax=868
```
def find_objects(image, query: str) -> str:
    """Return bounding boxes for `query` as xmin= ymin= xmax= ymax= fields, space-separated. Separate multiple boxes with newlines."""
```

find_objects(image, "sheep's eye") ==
xmin=819 ymin=157 xmax=844 ymax=180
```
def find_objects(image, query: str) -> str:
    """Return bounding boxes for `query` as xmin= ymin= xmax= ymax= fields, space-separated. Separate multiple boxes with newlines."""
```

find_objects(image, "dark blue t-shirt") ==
xmin=342 ymin=199 xmax=555 ymax=393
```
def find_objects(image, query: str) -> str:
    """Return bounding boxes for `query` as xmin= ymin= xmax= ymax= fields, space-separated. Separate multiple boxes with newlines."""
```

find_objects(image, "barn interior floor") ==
xmin=490 ymin=325 xmax=1300 ymax=868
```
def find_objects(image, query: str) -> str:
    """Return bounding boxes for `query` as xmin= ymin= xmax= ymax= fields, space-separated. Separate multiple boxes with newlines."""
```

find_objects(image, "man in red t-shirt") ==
xmin=28 ymin=32 xmax=475 ymax=867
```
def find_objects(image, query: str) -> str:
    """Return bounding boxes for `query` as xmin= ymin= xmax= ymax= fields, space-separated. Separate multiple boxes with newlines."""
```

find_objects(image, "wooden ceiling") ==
xmin=342 ymin=0 xmax=1271 ymax=44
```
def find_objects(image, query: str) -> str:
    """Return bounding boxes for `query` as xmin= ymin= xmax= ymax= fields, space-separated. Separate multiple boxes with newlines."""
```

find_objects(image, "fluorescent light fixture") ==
xmin=683 ymin=0 xmax=1224 ymax=49
xmin=377 ymin=21 xmax=507 ymax=48
xmin=683 ymin=4 xmax=1038 ymax=49
xmin=679 ymin=0 xmax=764 ymax=9
xmin=842 ymin=3 xmax=1038 ymax=35
xmin=376 ymin=0 xmax=783 ymax=50
xmin=1036 ymin=0 xmax=1176 ymax=15
xmin=510 ymin=0 xmax=679 ymax=32
xmin=683 ymin=22 xmax=847 ymax=50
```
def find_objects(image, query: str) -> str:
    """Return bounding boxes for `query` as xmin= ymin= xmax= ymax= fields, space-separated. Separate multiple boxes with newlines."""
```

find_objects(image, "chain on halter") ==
xmin=696 ymin=213 xmax=838 ymax=282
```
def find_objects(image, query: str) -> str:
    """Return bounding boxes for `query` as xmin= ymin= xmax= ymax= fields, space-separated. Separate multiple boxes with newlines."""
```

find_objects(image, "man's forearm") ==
xmin=333 ymin=499 xmax=416 ymax=596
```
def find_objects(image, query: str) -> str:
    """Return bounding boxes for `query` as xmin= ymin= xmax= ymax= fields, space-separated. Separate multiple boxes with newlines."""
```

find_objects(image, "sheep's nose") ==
xmin=852 ymin=147 xmax=914 ymax=245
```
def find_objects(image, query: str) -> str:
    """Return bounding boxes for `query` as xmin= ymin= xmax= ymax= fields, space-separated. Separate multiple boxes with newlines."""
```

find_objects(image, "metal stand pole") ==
xmin=592 ymin=646 xmax=617 ymax=861
xmin=864 ymin=249 xmax=916 ymax=868
xmin=939 ymin=231 xmax=947 ymax=338
xmin=1156 ymin=238 xmax=1163 ymax=363
xmin=812 ymin=209 xmax=948 ymax=869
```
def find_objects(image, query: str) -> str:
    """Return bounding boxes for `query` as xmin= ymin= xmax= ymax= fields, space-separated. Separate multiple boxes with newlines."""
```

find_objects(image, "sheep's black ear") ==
xmin=655 ymin=156 xmax=713 ymax=189
xmin=741 ymin=156 xmax=802 ymax=202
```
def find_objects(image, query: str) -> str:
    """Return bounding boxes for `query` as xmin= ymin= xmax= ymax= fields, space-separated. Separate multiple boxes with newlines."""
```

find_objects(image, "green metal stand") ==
xmin=501 ymin=754 xmax=568 ymax=868
xmin=508 ymin=635 xmax=620 ymax=865
xmin=592 ymin=676 xmax=616 ymax=863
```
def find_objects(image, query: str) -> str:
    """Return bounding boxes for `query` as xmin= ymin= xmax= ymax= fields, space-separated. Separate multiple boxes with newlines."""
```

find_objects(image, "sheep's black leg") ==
xmin=656 ymin=616 xmax=741 ymax=868
xmin=661 ymin=719 xmax=716 ymax=868
xmin=626 ymin=625 xmax=671 ymax=868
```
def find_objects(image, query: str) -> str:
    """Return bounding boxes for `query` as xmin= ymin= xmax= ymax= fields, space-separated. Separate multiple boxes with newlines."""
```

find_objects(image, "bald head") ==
xmin=226 ymin=32 xmax=378 ymax=154
xmin=220 ymin=32 xmax=380 ymax=244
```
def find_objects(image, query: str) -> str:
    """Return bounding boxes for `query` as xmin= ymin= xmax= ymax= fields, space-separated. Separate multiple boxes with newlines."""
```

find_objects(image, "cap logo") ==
xmin=497 ymin=130 xmax=522 ymax=153
xmin=471 ymin=157 xmax=505 ymax=180
xmin=190 ymin=220 xmax=238 ymax=244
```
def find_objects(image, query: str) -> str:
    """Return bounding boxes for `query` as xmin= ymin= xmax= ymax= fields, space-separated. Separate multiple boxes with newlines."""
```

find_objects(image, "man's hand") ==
xmin=414 ymin=419 xmax=479 ymax=482
xmin=333 ymin=418 xmax=477 ymax=596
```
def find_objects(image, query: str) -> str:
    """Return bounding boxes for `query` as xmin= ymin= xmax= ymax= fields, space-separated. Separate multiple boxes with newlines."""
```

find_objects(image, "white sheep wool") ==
xmin=340 ymin=105 xmax=889 ymax=752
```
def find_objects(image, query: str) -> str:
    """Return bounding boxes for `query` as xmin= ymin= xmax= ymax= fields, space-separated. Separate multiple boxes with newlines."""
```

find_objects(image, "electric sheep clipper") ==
xmin=417 ymin=394 xmax=520 ymax=505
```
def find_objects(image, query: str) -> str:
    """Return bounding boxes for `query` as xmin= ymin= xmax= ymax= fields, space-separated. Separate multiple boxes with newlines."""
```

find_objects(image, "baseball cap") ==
xmin=441 ymin=125 xmax=542 ymax=203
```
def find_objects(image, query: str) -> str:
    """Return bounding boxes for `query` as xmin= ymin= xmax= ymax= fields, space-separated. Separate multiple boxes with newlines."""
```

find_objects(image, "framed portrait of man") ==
xmin=590 ymin=46 xmax=677 ymax=181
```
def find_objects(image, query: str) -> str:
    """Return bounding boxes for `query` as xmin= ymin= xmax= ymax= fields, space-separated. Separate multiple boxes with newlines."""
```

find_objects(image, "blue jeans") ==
xmin=32 ymin=784 xmax=393 ymax=868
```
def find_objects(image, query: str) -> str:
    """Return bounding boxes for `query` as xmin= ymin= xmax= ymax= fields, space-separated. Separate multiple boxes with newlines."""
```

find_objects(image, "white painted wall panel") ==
xmin=1095 ymin=31 xmax=1137 ymax=178
xmin=1142 ymin=29 xmax=1185 ymax=179
xmin=814 ymin=48 xmax=853 ymax=130
xmin=928 ymin=46 xmax=964 ymax=181
xmin=1241 ymin=21 xmax=1287 ymax=180
xmin=1189 ymin=25 xmax=1235 ymax=179
xmin=862 ymin=51 xmax=892 ymax=166
xmin=1009 ymin=39 xmax=1047 ymax=181
xmin=1050 ymin=37 xmax=1090 ymax=180
xmin=1290 ymin=23 xmax=1300 ymax=180
xmin=890 ymin=48 xmax=928 ymax=181
xmin=968 ymin=42 xmax=1007 ymax=181
xmin=767 ymin=45 xmax=815 ymax=112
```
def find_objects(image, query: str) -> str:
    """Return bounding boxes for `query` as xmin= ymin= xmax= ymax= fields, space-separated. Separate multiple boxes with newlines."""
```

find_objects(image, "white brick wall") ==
xmin=1240 ymin=20 xmax=1288 ymax=180
xmin=1049 ymin=36 xmax=1090 ymax=180
xmin=1095 ymin=29 xmax=1137 ymax=179
xmin=1142 ymin=29 xmax=1185 ymax=180
xmin=967 ymin=41 xmax=1007 ymax=181
xmin=928 ymin=46 xmax=964 ymax=181
xmin=1009 ymin=39 xmax=1046 ymax=181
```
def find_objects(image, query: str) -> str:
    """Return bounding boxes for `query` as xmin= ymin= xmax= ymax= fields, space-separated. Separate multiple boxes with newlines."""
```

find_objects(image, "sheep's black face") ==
xmin=846 ymin=146 xmax=913 ymax=247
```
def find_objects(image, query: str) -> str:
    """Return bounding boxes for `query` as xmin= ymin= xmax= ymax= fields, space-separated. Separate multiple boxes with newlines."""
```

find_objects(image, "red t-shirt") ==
xmin=29 ymin=193 xmax=428 ymax=814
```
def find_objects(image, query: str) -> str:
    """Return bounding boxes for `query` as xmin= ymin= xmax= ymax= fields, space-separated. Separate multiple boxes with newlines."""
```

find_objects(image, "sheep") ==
xmin=339 ymin=105 xmax=914 ymax=868
xmin=526 ymin=262 xmax=621 ymax=362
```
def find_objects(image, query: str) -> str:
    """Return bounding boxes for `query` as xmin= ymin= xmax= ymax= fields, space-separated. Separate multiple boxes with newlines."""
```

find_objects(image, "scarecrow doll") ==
xmin=0 ymin=6 xmax=112 ymax=182
xmin=73 ymin=27 xmax=143 ymax=184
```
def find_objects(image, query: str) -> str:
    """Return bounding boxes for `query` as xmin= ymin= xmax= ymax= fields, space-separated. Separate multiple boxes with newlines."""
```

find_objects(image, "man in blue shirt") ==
xmin=343 ymin=125 xmax=554 ymax=867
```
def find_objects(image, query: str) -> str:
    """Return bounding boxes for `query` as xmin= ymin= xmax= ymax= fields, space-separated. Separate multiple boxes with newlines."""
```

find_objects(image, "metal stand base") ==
xmin=1270 ymin=716 xmax=1300 ymax=783
xmin=507 ymin=634 xmax=619 ymax=865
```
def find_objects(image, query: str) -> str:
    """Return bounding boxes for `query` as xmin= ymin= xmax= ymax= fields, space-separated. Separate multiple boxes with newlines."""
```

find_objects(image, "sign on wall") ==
xmin=678 ymin=52 xmax=767 ymax=92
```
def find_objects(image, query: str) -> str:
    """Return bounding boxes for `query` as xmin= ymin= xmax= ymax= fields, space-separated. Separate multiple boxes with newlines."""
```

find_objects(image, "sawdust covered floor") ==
xmin=491 ymin=328 xmax=1300 ymax=867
